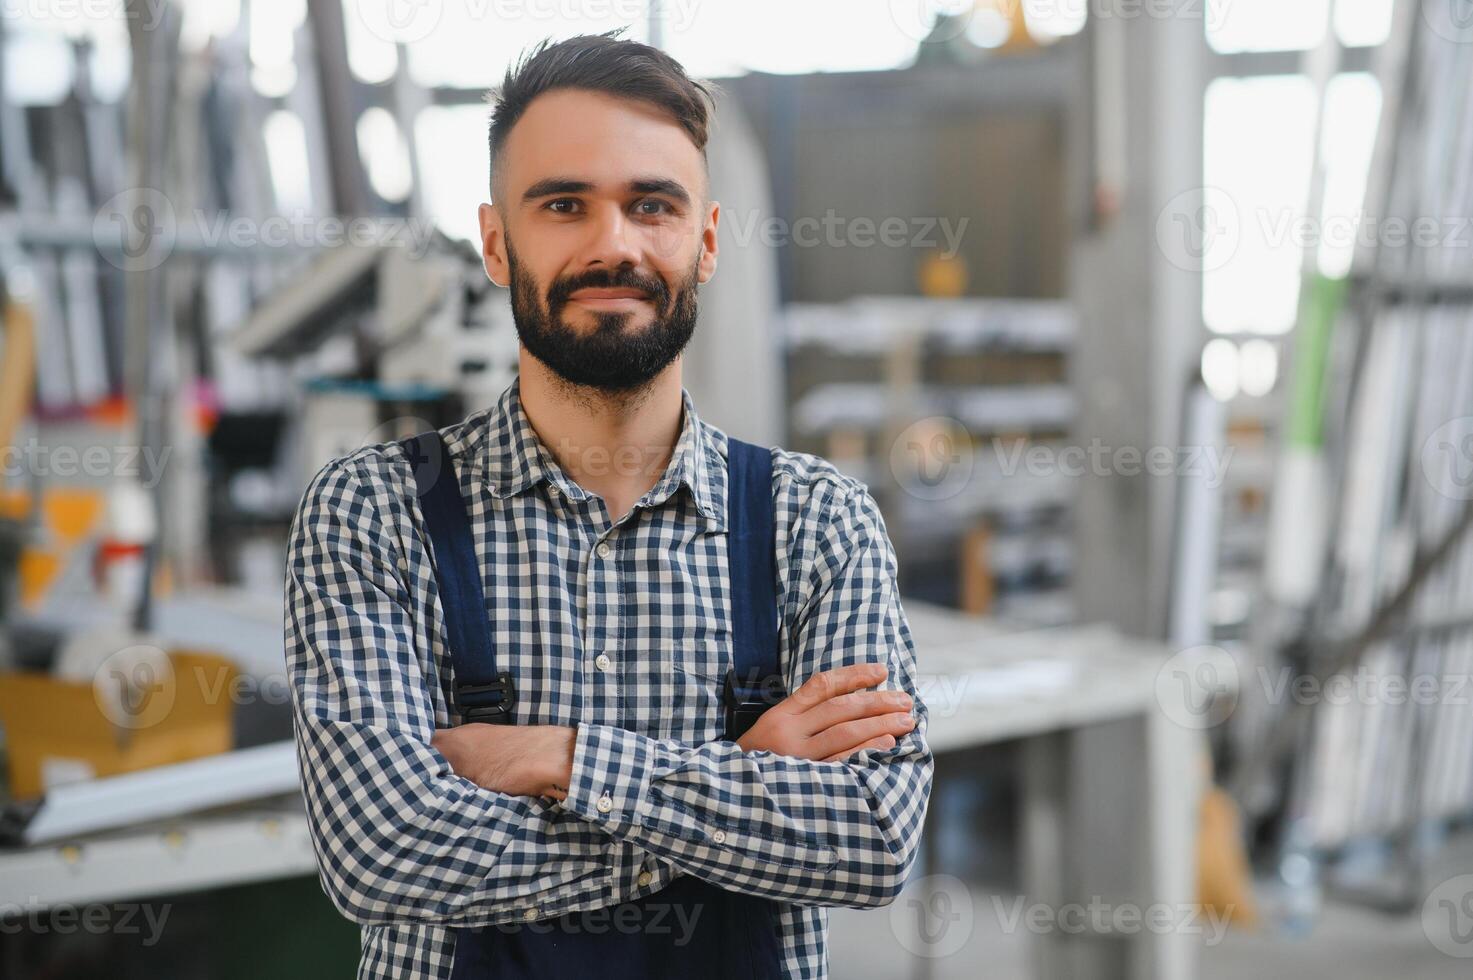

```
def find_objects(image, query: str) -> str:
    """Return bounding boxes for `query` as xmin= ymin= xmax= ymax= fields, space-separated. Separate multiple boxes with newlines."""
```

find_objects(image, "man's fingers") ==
xmin=801 ymin=689 xmax=913 ymax=735
xmin=787 ymin=662 xmax=889 ymax=711
xmin=809 ymin=712 xmax=915 ymax=759
xmin=822 ymin=734 xmax=896 ymax=763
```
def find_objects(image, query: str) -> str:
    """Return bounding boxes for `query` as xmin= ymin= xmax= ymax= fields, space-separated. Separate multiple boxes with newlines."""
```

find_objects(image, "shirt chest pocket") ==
xmin=654 ymin=634 xmax=731 ymax=744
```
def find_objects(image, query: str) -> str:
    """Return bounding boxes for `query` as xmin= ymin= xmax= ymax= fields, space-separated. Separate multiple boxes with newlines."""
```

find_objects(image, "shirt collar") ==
xmin=460 ymin=375 xmax=727 ymax=533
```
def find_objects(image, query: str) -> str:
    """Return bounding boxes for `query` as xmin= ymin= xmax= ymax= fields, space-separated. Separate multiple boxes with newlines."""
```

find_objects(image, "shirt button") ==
xmin=548 ymin=484 xmax=561 ymax=495
xmin=637 ymin=871 xmax=653 ymax=887
xmin=712 ymin=830 xmax=727 ymax=845
xmin=595 ymin=653 xmax=612 ymax=671
xmin=596 ymin=541 xmax=612 ymax=559
xmin=596 ymin=793 xmax=613 ymax=813
xmin=523 ymin=908 xmax=539 ymax=921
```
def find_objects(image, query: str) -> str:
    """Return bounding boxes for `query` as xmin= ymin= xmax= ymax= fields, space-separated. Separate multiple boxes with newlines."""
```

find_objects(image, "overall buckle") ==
xmin=722 ymin=668 xmax=786 ymax=741
xmin=456 ymin=672 xmax=517 ymax=725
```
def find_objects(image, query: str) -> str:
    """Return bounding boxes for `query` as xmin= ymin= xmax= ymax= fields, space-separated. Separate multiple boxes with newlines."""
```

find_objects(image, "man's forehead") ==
xmin=500 ymin=89 xmax=705 ymax=197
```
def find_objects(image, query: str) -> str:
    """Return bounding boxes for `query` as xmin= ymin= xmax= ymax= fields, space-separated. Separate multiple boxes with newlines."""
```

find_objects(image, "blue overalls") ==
xmin=403 ymin=430 xmax=788 ymax=980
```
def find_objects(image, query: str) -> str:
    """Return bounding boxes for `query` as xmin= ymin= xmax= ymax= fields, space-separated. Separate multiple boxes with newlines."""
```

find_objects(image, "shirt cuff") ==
xmin=562 ymin=722 xmax=676 ymax=832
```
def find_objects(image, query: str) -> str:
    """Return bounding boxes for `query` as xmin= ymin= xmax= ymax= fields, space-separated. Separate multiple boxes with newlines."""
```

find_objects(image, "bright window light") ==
xmin=1238 ymin=338 xmax=1279 ymax=397
xmin=357 ymin=107 xmax=414 ymax=203
xmin=663 ymin=0 xmax=919 ymax=77
xmin=402 ymin=5 xmax=649 ymax=88
xmin=1202 ymin=337 xmax=1241 ymax=401
xmin=1023 ymin=0 xmax=1087 ymax=41
xmin=264 ymin=110 xmax=314 ymax=214
xmin=1203 ymin=75 xmax=1317 ymax=334
xmin=1207 ymin=0 xmax=1329 ymax=53
xmin=1335 ymin=0 xmax=1394 ymax=47
xmin=1316 ymin=73 xmax=1382 ymax=278
xmin=966 ymin=5 xmax=1015 ymax=49
xmin=179 ymin=0 xmax=241 ymax=50
xmin=90 ymin=35 xmax=131 ymax=103
xmin=4 ymin=0 xmax=127 ymax=41
xmin=4 ymin=33 xmax=74 ymax=106
xmin=250 ymin=0 xmax=305 ymax=97
xmin=342 ymin=0 xmax=398 ymax=84
xmin=415 ymin=105 xmax=490 ymax=247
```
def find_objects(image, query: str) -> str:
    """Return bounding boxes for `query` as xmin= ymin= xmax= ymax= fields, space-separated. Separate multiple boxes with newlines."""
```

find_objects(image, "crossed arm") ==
xmin=285 ymin=455 xmax=933 ymax=926
xmin=432 ymin=661 xmax=917 ymax=802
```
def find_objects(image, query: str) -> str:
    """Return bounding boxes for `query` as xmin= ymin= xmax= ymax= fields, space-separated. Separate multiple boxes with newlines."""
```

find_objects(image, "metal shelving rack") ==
xmin=783 ymin=295 xmax=1078 ymax=624
xmin=1238 ymin=0 xmax=1473 ymax=915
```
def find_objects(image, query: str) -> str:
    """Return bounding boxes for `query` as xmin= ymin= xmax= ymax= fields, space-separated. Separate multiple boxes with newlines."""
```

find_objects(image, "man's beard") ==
xmin=506 ymin=237 xmax=700 ymax=393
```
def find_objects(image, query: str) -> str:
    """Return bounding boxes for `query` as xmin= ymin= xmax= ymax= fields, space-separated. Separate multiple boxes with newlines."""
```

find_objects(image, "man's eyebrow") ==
xmin=627 ymin=177 xmax=691 ymax=207
xmin=519 ymin=176 xmax=692 ymax=208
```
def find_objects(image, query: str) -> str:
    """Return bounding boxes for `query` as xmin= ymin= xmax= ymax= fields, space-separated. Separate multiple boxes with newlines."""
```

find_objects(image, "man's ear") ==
xmin=697 ymin=200 xmax=719 ymax=283
xmin=478 ymin=203 xmax=508 ymax=287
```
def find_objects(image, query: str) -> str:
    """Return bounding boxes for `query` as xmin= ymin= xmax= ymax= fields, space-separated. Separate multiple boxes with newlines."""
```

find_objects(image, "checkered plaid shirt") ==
xmin=284 ymin=375 xmax=933 ymax=979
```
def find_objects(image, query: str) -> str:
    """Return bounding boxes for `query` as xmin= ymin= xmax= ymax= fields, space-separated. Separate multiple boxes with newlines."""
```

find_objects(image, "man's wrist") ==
xmin=545 ymin=724 xmax=576 ymax=794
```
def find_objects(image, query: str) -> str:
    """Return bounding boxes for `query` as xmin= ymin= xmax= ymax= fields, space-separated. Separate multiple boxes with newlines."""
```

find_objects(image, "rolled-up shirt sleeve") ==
xmin=285 ymin=454 xmax=610 ymax=927
xmin=560 ymin=479 xmax=934 ymax=908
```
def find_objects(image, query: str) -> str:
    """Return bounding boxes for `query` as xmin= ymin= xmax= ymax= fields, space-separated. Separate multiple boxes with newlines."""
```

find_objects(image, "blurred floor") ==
xmin=828 ymin=815 xmax=1473 ymax=980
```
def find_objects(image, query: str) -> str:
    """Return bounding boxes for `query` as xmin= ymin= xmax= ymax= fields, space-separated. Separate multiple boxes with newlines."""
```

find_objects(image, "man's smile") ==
xmin=568 ymin=287 xmax=653 ymax=310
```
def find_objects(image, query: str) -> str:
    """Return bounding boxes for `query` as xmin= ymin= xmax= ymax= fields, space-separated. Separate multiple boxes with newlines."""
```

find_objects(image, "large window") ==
xmin=1202 ymin=2 xmax=1390 ymax=349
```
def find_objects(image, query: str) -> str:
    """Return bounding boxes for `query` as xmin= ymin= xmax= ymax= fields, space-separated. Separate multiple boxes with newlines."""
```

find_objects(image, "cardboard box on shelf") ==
xmin=0 ymin=650 xmax=237 ymax=799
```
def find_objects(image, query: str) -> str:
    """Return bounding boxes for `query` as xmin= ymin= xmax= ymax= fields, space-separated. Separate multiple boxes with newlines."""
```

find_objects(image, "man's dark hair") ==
xmin=484 ymin=28 xmax=717 ymax=202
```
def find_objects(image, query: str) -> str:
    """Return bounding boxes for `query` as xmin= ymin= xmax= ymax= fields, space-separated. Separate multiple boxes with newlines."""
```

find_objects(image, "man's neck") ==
xmin=516 ymin=354 xmax=685 ymax=523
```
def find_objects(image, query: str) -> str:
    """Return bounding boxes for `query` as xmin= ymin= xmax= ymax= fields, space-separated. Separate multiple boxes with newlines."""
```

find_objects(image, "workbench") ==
xmin=0 ymin=599 xmax=1212 ymax=980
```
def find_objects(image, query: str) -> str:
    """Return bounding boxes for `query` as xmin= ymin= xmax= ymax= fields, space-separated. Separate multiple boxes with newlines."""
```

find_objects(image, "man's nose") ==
xmin=579 ymin=203 xmax=642 ymax=271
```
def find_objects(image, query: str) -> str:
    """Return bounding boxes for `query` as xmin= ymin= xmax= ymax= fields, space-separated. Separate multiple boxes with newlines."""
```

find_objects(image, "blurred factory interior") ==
xmin=2 ymin=0 xmax=1473 ymax=977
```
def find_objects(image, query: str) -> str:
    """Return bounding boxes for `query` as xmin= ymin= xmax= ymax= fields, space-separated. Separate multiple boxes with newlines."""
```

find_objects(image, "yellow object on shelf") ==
xmin=918 ymin=249 xmax=969 ymax=298
xmin=2 ymin=487 xmax=108 ymax=610
xmin=1197 ymin=774 xmax=1259 ymax=928
xmin=0 ymin=650 xmax=238 ymax=799
xmin=42 ymin=487 xmax=107 ymax=545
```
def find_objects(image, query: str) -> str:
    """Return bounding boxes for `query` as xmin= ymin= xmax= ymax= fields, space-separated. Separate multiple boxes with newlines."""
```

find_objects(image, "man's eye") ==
xmin=547 ymin=199 xmax=578 ymax=213
xmin=636 ymin=199 xmax=671 ymax=216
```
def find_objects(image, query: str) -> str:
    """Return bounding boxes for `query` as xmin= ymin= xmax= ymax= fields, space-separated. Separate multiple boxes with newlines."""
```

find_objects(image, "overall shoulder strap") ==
xmin=402 ymin=431 xmax=516 ymax=725
xmin=723 ymin=437 xmax=786 ymax=740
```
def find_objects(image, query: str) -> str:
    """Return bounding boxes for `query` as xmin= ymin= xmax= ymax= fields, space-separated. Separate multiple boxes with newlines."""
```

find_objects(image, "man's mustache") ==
xmin=548 ymin=270 xmax=671 ymax=313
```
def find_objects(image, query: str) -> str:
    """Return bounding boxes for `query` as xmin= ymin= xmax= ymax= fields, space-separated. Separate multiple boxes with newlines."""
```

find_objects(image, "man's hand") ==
xmin=431 ymin=724 xmax=576 ymax=801
xmin=736 ymin=662 xmax=915 ymax=763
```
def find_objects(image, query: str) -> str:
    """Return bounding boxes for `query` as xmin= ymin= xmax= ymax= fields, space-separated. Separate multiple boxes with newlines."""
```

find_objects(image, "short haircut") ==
xmin=484 ymin=28 xmax=717 ymax=202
